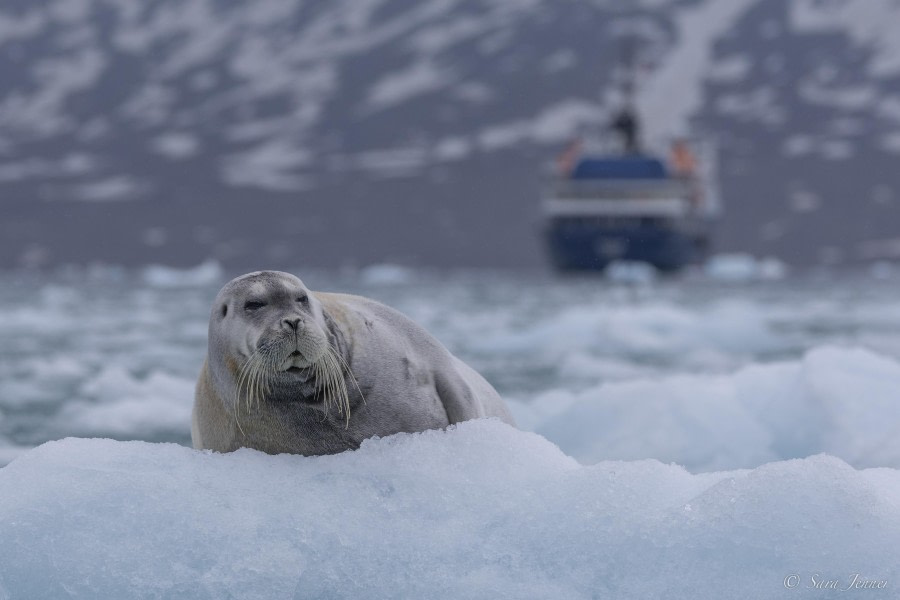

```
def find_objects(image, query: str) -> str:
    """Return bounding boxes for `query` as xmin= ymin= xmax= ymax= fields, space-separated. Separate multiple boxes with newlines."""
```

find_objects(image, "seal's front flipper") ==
xmin=436 ymin=356 xmax=516 ymax=426
xmin=434 ymin=366 xmax=485 ymax=425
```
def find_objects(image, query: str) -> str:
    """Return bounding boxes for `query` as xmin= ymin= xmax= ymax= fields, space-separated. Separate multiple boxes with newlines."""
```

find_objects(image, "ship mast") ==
xmin=610 ymin=35 xmax=642 ymax=154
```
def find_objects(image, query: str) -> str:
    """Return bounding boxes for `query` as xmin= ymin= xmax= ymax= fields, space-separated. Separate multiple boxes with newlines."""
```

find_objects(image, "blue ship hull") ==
xmin=545 ymin=218 xmax=709 ymax=273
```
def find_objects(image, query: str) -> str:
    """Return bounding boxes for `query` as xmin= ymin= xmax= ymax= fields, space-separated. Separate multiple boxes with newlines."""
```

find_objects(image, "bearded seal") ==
xmin=192 ymin=270 xmax=515 ymax=455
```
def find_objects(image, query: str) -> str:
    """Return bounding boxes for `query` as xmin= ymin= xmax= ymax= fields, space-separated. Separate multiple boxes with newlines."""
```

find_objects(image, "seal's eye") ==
xmin=221 ymin=304 xmax=228 ymax=317
xmin=296 ymin=295 xmax=308 ymax=304
xmin=244 ymin=301 xmax=266 ymax=311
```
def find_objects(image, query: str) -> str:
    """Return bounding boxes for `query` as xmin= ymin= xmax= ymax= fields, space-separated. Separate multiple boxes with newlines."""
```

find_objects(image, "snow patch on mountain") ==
xmin=366 ymin=59 xmax=456 ymax=111
xmin=478 ymin=99 xmax=605 ymax=151
xmin=790 ymin=0 xmax=900 ymax=78
xmin=637 ymin=0 xmax=763 ymax=140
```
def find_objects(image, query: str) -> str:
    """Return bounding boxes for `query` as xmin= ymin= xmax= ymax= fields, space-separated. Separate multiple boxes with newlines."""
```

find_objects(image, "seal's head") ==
xmin=207 ymin=270 xmax=352 ymax=421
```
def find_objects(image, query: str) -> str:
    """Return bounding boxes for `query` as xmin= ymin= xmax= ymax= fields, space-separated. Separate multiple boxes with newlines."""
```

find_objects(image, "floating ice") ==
xmin=141 ymin=260 xmax=225 ymax=288
xmin=704 ymin=253 xmax=756 ymax=281
xmin=604 ymin=260 xmax=658 ymax=284
xmin=358 ymin=263 xmax=415 ymax=285
xmin=757 ymin=255 xmax=788 ymax=280
xmin=54 ymin=366 xmax=195 ymax=438
xmin=870 ymin=260 xmax=896 ymax=280
xmin=525 ymin=346 xmax=900 ymax=471
xmin=474 ymin=299 xmax=783 ymax=368
xmin=704 ymin=253 xmax=787 ymax=281
xmin=0 ymin=421 xmax=897 ymax=600
xmin=5 ymin=341 xmax=900 ymax=478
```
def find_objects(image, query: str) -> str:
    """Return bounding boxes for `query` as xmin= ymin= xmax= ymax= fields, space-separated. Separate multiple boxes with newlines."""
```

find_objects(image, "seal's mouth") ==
xmin=282 ymin=350 xmax=314 ymax=375
xmin=287 ymin=351 xmax=302 ymax=368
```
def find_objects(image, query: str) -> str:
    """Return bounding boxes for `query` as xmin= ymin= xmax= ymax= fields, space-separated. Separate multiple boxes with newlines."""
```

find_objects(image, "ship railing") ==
xmin=547 ymin=177 xmax=694 ymax=201
xmin=541 ymin=197 xmax=691 ymax=218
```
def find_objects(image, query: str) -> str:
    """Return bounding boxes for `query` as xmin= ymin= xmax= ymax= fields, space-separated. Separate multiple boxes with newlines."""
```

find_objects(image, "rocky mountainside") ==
xmin=2 ymin=0 xmax=900 ymax=269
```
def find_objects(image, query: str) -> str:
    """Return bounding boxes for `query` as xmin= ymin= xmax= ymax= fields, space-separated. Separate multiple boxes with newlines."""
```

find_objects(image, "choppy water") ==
xmin=2 ymin=264 xmax=900 ymax=468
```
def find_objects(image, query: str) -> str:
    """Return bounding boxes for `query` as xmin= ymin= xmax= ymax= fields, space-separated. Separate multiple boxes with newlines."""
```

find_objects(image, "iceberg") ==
xmin=523 ymin=346 xmax=900 ymax=471
xmin=0 ymin=420 xmax=897 ymax=599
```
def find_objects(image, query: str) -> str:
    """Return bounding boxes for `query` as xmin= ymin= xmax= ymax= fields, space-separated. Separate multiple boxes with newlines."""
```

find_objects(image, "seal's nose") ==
xmin=283 ymin=317 xmax=302 ymax=331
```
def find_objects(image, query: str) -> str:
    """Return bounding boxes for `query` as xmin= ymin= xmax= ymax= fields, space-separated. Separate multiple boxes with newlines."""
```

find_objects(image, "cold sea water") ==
xmin=2 ymin=260 xmax=900 ymax=471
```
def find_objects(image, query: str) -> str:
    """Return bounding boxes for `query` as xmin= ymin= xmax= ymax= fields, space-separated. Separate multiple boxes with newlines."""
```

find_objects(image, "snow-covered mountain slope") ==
xmin=1 ymin=0 xmax=899 ymax=268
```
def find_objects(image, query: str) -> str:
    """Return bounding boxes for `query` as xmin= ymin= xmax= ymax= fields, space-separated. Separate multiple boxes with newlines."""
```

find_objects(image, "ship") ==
xmin=542 ymin=135 xmax=719 ymax=273
xmin=542 ymin=38 xmax=720 ymax=274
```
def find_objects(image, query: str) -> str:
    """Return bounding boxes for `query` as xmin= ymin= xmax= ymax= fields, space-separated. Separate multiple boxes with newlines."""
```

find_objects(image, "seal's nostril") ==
xmin=284 ymin=317 xmax=301 ymax=331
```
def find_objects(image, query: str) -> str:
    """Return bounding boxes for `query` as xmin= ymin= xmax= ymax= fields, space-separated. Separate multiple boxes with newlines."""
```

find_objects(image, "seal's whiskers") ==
xmin=329 ymin=347 xmax=365 ymax=407
xmin=234 ymin=350 xmax=261 ymax=436
xmin=234 ymin=338 xmax=362 ymax=433
xmin=314 ymin=346 xmax=353 ymax=428
xmin=234 ymin=345 xmax=276 ymax=436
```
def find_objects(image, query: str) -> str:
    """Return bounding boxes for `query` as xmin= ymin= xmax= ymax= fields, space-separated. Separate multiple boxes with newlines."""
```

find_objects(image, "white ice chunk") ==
xmin=704 ymin=253 xmax=787 ymax=281
xmin=359 ymin=263 xmax=415 ymax=285
xmin=141 ymin=260 xmax=224 ymax=288
xmin=0 ymin=421 xmax=898 ymax=599
xmin=531 ymin=346 xmax=900 ymax=471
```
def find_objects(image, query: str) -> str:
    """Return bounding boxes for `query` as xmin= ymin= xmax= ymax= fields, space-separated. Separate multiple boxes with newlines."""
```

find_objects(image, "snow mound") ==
xmin=1 ymin=421 xmax=897 ymax=599
xmin=524 ymin=346 xmax=900 ymax=471
xmin=141 ymin=260 xmax=224 ymax=288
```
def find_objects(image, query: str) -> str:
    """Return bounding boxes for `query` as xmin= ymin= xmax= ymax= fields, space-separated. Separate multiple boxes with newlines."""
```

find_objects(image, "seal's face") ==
xmin=209 ymin=271 xmax=348 ymax=412
xmin=216 ymin=271 xmax=328 ymax=370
